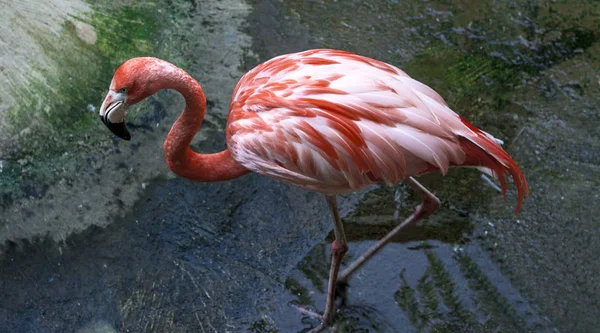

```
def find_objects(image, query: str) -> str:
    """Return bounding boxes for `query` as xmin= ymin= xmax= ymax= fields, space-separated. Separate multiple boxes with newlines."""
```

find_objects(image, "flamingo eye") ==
xmin=119 ymin=87 xmax=128 ymax=93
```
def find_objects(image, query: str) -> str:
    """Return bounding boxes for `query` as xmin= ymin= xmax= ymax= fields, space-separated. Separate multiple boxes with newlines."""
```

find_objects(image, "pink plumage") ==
xmin=227 ymin=49 xmax=528 ymax=212
xmin=100 ymin=49 xmax=530 ymax=331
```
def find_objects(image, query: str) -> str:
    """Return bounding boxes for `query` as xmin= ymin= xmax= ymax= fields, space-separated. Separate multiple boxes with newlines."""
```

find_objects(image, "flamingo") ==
xmin=99 ymin=49 xmax=528 ymax=332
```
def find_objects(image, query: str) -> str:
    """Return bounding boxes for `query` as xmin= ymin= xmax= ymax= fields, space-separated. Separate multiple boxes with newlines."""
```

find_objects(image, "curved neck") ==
xmin=161 ymin=65 xmax=249 ymax=182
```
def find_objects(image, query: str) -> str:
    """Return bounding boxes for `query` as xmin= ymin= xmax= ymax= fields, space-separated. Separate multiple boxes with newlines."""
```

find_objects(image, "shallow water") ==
xmin=0 ymin=0 xmax=598 ymax=332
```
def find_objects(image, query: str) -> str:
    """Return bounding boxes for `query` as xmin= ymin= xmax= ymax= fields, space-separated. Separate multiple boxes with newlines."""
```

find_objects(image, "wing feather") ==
xmin=227 ymin=49 xmax=468 ymax=193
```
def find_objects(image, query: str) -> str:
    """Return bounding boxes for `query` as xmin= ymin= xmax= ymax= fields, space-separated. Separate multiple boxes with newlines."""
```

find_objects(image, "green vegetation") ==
xmin=403 ymin=46 xmax=524 ymax=133
xmin=0 ymin=2 xmax=167 ymax=205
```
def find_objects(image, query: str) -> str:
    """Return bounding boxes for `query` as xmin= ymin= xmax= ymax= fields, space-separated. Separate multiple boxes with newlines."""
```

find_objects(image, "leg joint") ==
xmin=331 ymin=240 xmax=349 ymax=259
xmin=420 ymin=195 xmax=440 ymax=217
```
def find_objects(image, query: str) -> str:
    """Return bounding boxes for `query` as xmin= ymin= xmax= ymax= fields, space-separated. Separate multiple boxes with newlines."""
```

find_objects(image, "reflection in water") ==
xmin=396 ymin=250 xmax=528 ymax=333
xmin=285 ymin=246 xmax=400 ymax=333
xmin=272 ymin=185 xmax=544 ymax=332
xmin=335 ymin=184 xmax=474 ymax=245
xmin=281 ymin=237 xmax=541 ymax=333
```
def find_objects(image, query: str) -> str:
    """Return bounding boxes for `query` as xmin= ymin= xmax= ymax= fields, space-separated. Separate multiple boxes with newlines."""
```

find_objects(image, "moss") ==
xmin=0 ymin=2 xmax=167 ymax=205
xmin=402 ymin=44 xmax=528 ymax=138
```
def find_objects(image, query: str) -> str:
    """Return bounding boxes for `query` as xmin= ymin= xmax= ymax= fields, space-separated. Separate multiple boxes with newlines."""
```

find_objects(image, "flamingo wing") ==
xmin=226 ymin=49 xmax=471 ymax=193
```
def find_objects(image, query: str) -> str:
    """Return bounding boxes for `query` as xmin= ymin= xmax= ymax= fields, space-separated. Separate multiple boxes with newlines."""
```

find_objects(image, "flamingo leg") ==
xmin=308 ymin=195 xmax=348 ymax=333
xmin=336 ymin=177 xmax=440 ymax=300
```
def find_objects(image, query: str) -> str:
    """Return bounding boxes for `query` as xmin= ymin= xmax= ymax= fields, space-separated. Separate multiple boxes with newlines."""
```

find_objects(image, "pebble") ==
xmin=73 ymin=21 xmax=97 ymax=45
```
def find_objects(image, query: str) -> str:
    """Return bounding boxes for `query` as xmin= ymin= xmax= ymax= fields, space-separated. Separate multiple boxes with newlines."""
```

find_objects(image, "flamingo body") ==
xmin=226 ymin=49 xmax=527 ymax=211
xmin=99 ymin=49 xmax=529 ymax=331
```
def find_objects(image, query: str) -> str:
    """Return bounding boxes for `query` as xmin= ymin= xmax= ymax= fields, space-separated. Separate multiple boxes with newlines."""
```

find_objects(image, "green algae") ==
xmin=0 ymin=2 xmax=167 ymax=205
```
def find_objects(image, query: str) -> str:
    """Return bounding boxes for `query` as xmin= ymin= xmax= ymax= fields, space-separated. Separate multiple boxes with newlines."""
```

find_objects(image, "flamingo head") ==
xmin=99 ymin=57 xmax=166 ymax=141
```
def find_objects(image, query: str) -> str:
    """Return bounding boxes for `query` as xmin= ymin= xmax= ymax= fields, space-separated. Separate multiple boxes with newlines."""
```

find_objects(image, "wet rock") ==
xmin=73 ymin=21 xmax=97 ymax=45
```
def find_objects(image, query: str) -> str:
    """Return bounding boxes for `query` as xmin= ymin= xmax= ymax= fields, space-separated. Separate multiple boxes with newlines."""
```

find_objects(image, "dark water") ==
xmin=1 ymin=0 xmax=599 ymax=332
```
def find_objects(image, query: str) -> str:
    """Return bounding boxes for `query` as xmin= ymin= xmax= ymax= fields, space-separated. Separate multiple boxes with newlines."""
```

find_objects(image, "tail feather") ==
xmin=458 ymin=118 xmax=529 ymax=215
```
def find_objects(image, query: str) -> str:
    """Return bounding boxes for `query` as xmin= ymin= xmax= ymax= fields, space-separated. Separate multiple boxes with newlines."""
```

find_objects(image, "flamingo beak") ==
xmin=99 ymin=92 xmax=131 ymax=141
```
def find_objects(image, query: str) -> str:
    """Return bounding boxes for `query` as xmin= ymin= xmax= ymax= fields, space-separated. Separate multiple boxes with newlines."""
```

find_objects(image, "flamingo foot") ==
xmin=292 ymin=304 xmax=323 ymax=320
xmin=292 ymin=239 xmax=347 ymax=333
xmin=307 ymin=322 xmax=337 ymax=333
xmin=293 ymin=304 xmax=340 ymax=333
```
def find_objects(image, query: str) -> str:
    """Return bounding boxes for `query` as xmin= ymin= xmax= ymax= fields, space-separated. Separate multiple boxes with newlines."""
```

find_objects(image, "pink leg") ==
xmin=337 ymin=177 xmax=440 ymax=289
xmin=307 ymin=195 xmax=348 ymax=333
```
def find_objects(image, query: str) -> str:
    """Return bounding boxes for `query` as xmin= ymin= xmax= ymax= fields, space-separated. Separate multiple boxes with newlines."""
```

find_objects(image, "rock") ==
xmin=73 ymin=21 xmax=97 ymax=45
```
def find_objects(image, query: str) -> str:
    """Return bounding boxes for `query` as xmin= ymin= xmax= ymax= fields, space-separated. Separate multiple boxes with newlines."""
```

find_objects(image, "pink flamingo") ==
xmin=99 ymin=49 xmax=528 ymax=332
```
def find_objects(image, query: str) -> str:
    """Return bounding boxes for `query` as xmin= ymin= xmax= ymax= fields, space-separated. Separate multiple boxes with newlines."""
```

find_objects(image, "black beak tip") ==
xmin=101 ymin=116 xmax=131 ymax=141
xmin=120 ymin=131 xmax=132 ymax=141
